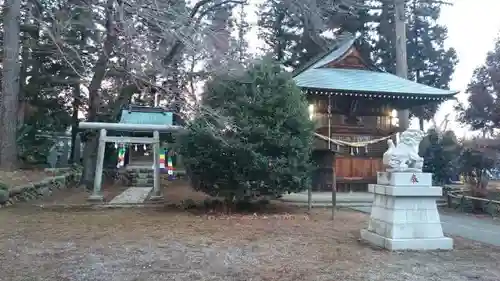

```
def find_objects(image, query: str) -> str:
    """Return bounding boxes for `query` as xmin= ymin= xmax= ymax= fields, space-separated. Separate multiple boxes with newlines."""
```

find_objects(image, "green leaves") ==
xmin=180 ymin=59 xmax=314 ymax=201
xmin=257 ymin=0 xmax=371 ymax=69
xmin=458 ymin=39 xmax=500 ymax=134
xmin=420 ymin=129 xmax=460 ymax=185
xmin=372 ymin=0 xmax=457 ymax=127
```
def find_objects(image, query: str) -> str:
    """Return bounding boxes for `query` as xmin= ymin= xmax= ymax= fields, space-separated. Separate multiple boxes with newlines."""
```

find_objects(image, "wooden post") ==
xmin=311 ymin=149 xmax=336 ymax=218
xmin=331 ymin=150 xmax=337 ymax=220
xmin=395 ymin=0 xmax=410 ymax=130
xmin=328 ymin=94 xmax=332 ymax=149
xmin=88 ymin=128 xmax=106 ymax=201
xmin=307 ymin=183 xmax=312 ymax=211
xmin=150 ymin=130 xmax=163 ymax=200
xmin=447 ymin=190 xmax=452 ymax=208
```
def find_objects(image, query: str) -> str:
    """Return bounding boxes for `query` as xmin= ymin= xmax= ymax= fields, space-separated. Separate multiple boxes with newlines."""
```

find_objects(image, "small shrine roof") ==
xmin=119 ymin=105 xmax=173 ymax=125
xmin=292 ymin=34 xmax=458 ymax=100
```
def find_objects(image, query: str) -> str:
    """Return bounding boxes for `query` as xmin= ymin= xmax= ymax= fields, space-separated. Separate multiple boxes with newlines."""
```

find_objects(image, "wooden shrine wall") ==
xmin=334 ymin=157 xmax=383 ymax=181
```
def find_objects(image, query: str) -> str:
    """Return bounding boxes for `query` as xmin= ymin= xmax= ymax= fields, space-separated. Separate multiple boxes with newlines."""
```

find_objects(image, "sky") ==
xmin=434 ymin=0 xmax=500 ymax=136
xmin=245 ymin=0 xmax=500 ymax=137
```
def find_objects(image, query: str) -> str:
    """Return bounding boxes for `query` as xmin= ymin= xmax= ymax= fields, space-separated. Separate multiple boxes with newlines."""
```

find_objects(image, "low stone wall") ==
xmin=123 ymin=168 xmax=186 ymax=187
xmin=0 ymin=168 xmax=82 ymax=207
xmin=124 ymin=168 xmax=154 ymax=187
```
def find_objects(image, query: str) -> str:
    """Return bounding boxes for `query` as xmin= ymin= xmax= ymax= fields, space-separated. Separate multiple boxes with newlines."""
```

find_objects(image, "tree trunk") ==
xmin=81 ymin=0 xmax=117 ymax=188
xmin=413 ymin=3 xmax=424 ymax=133
xmin=0 ymin=0 xmax=22 ymax=170
xmin=18 ymin=34 xmax=29 ymax=127
xmin=18 ymin=0 xmax=37 ymax=128
xmin=70 ymin=20 xmax=86 ymax=165
xmin=70 ymin=85 xmax=81 ymax=164
xmin=394 ymin=0 xmax=409 ymax=130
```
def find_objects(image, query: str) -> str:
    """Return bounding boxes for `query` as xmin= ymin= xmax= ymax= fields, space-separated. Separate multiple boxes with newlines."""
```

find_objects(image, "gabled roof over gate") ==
xmin=119 ymin=105 xmax=173 ymax=125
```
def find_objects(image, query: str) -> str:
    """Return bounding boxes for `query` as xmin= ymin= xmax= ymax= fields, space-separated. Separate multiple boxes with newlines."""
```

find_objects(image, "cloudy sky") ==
xmin=245 ymin=0 xmax=500 ymax=136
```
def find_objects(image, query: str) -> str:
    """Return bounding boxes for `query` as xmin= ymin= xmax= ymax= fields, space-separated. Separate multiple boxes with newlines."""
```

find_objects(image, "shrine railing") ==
xmin=313 ymin=114 xmax=397 ymax=131
xmin=444 ymin=186 xmax=500 ymax=217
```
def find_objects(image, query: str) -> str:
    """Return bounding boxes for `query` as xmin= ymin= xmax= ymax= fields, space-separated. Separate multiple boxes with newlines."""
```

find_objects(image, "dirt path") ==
xmin=0 ymin=205 xmax=499 ymax=281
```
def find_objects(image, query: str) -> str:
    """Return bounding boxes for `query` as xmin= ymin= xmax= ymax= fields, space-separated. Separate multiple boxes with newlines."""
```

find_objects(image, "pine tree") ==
xmin=258 ymin=0 xmax=299 ymax=65
xmin=230 ymin=3 xmax=250 ymax=64
xmin=372 ymin=0 xmax=458 ymax=130
xmin=419 ymin=129 xmax=460 ymax=185
xmin=0 ymin=0 xmax=22 ymax=170
xmin=258 ymin=0 xmax=371 ymax=69
xmin=16 ymin=0 xmax=95 ymax=164
xmin=206 ymin=4 xmax=233 ymax=71
xmin=457 ymin=38 xmax=500 ymax=135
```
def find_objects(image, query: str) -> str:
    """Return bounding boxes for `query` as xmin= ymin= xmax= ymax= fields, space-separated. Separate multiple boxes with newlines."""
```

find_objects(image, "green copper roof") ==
xmin=293 ymin=34 xmax=459 ymax=98
xmin=310 ymin=37 xmax=356 ymax=69
xmin=294 ymin=68 xmax=457 ymax=97
xmin=120 ymin=108 xmax=173 ymax=125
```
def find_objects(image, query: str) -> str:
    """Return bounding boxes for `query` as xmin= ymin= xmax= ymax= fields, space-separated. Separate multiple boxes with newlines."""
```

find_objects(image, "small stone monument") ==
xmin=47 ymin=146 xmax=59 ymax=169
xmin=73 ymin=133 xmax=82 ymax=164
xmin=360 ymin=129 xmax=453 ymax=250
xmin=60 ymin=139 xmax=70 ymax=166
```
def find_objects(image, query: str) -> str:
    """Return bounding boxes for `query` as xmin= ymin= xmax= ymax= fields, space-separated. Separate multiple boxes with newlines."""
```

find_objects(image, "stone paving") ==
xmin=352 ymin=206 xmax=500 ymax=247
xmin=109 ymin=187 xmax=153 ymax=204
xmin=280 ymin=192 xmax=373 ymax=206
xmin=281 ymin=192 xmax=500 ymax=246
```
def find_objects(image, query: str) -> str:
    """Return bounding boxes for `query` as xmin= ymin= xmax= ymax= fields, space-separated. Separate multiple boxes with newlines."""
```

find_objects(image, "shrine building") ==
xmin=293 ymin=35 xmax=458 ymax=191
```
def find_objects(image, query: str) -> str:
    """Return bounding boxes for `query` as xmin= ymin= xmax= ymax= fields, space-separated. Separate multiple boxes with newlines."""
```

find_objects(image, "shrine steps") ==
xmin=125 ymin=167 xmax=154 ymax=187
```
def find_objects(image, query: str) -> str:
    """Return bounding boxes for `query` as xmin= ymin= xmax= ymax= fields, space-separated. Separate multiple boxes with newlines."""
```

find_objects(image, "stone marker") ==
xmin=360 ymin=129 xmax=453 ymax=251
xmin=73 ymin=133 xmax=82 ymax=163
xmin=60 ymin=139 xmax=70 ymax=166
xmin=47 ymin=146 xmax=59 ymax=169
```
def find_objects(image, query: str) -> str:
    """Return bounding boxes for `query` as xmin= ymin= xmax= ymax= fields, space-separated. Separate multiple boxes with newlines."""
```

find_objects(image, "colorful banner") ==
xmin=167 ymin=156 xmax=174 ymax=175
xmin=159 ymin=152 xmax=165 ymax=169
xmin=117 ymin=145 xmax=126 ymax=168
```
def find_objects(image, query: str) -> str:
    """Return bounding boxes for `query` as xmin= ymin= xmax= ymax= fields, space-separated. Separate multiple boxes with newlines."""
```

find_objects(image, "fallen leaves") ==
xmin=201 ymin=213 xmax=311 ymax=221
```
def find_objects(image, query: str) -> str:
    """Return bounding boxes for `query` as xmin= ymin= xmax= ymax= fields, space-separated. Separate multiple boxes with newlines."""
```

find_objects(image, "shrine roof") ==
xmin=119 ymin=105 xmax=173 ymax=125
xmin=293 ymin=34 xmax=458 ymax=100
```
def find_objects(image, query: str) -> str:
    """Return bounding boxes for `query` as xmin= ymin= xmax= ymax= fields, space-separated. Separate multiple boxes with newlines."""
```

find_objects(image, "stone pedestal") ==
xmin=360 ymin=172 xmax=453 ymax=250
xmin=88 ymin=194 xmax=104 ymax=202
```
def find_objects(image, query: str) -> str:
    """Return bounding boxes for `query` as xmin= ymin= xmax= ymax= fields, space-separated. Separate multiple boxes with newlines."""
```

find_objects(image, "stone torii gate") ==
xmin=79 ymin=122 xmax=184 ymax=202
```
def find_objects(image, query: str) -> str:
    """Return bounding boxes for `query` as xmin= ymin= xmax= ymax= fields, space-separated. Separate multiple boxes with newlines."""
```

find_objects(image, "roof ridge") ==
xmin=292 ymin=32 xmax=355 ymax=77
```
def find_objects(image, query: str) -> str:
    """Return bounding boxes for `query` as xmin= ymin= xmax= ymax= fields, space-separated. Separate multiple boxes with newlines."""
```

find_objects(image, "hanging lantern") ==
xmin=143 ymin=144 xmax=147 ymax=150
xmin=134 ymin=144 xmax=138 ymax=151
xmin=114 ymin=142 xmax=118 ymax=149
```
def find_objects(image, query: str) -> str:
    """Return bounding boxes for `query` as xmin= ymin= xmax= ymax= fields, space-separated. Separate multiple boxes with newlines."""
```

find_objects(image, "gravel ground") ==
xmin=0 ymin=205 xmax=499 ymax=281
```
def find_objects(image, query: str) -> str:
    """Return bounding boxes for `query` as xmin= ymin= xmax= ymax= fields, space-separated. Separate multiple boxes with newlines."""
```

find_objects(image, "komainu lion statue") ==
xmin=383 ymin=129 xmax=424 ymax=172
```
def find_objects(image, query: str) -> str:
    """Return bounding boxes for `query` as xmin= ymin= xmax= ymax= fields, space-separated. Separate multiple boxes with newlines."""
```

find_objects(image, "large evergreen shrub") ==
xmin=180 ymin=59 xmax=315 ymax=203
